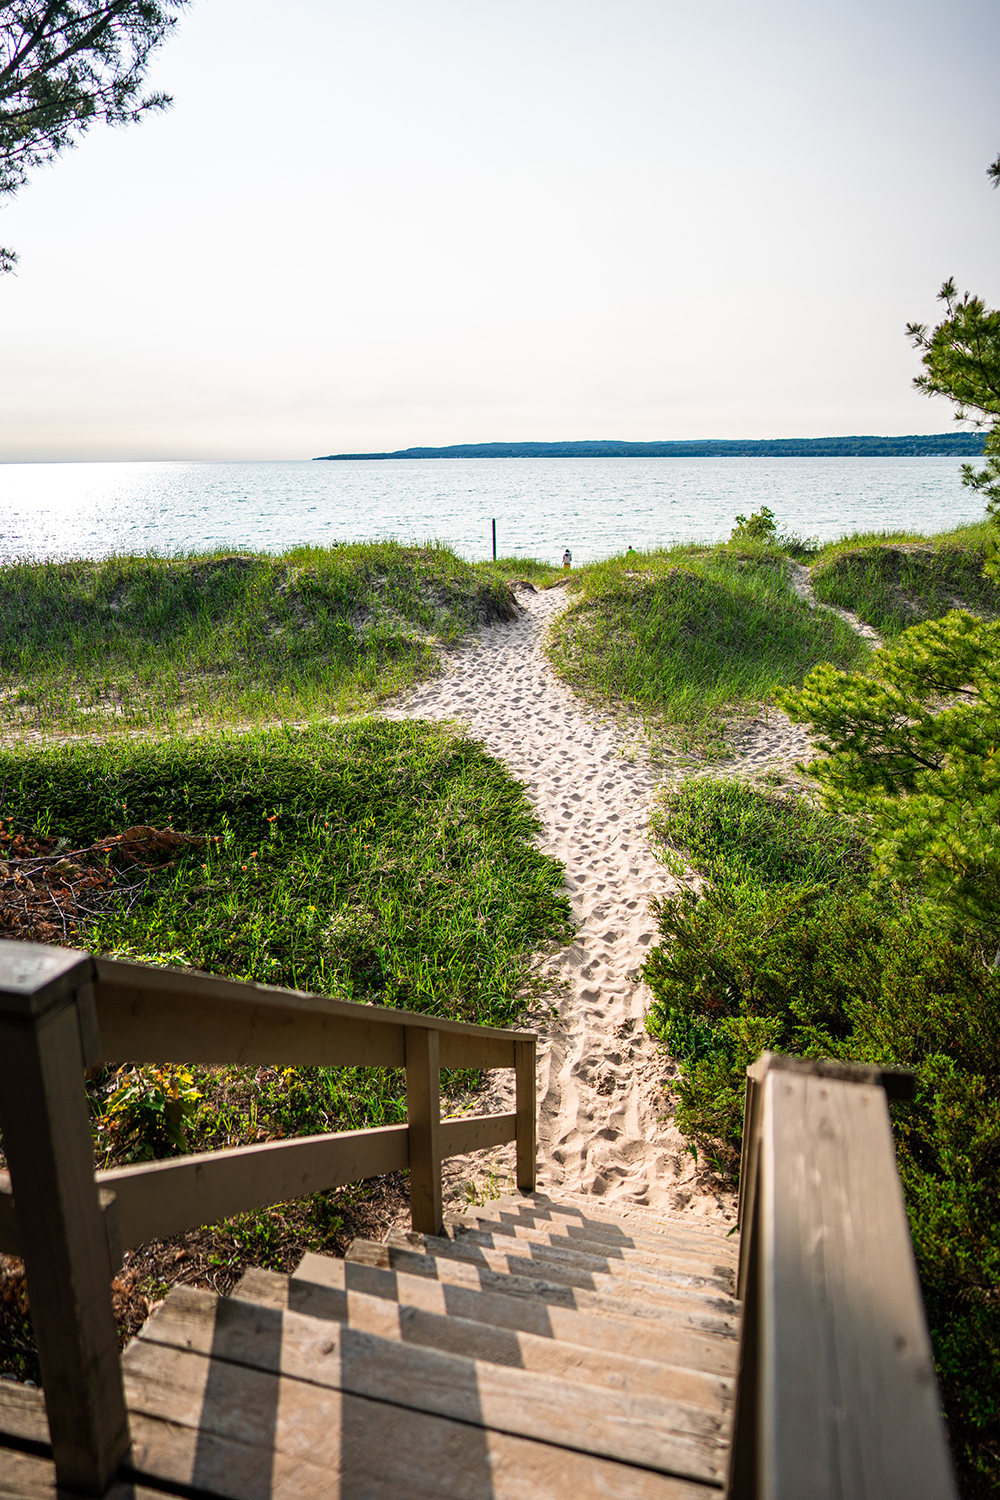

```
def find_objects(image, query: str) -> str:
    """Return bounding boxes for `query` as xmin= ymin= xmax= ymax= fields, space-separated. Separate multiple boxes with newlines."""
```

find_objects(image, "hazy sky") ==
xmin=3 ymin=0 xmax=1000 ymax=460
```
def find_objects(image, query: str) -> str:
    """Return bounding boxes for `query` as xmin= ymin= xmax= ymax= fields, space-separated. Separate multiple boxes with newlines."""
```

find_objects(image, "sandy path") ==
xmin=382 ymin=561 xmax=882 ymax=1229
xmin=385 ymin=585 xmax=734 ymax=1228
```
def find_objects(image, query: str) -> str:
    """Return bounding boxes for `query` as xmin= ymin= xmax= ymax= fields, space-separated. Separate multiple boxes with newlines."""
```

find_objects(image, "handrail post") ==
xmin=405 ymin=1025 xmax=443 ymax=1234
xmin=0 ymin=941 xmax=129 ymax=1494
xmin=514 ymin=1037 xmax=536 ymax=1191
xmin=728 ymin=1052 xmax=956 ymax=1500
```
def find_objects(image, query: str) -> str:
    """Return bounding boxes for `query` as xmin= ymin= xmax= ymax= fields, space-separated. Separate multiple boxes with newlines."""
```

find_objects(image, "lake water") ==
xmin=0 ymin=457 xmax=985 ymax=567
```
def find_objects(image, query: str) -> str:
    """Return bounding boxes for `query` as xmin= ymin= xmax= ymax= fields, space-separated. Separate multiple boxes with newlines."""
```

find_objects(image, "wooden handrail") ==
xmin=0 ymin=940 xmax=537 ymax=1494
xmin=727 ymin=1051 xmax=957 ymax=1500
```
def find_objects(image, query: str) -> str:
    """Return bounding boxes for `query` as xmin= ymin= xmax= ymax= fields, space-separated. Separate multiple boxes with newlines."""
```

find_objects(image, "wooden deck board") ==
xmin=296 ymin=1251 xmax=740 ymax=1374
xmin=127 ymin=1286 xmax=730 ymax=1484
xmin=384 ymin=1229 xmax=740 ymax=1318
xmin=235 ymin=1265 xmax=735 ymax=1413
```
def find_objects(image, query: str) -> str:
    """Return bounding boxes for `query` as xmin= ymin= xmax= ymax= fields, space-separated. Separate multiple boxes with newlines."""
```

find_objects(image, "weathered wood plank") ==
xmin=235 ymin=1265 xmax=734 ymax=1414
xmin=297 ymin=1251 xmax=740 ymax=1374
xmin=127 ymin=1286 xmax=730 ymax=1484
xmin=439 ymin=1110 xmax=517 ymax=1156
xmin=0 ymin=1384 xmax=49 ymax=1448
xmin=347 ymin=1239 xmax=740 ymax=1337
xmin=443 ymin=1222 xmax=735 ymax=1295
xmin=0 ymin=1444 xmax=177 ymax=1500
xmin=93 ymin=957 xmax=528 ymax=1071
xmin=446 ymin=1210 xmax=738 ymax=1280
xmin=515 ymin=1037 xmax=537 ymax=1191
xmin=97 ymin=1125 xmax=410 ymax=1250
xmin=126 ymin=1402 xmax=718 ymax=1500
xmin=387 ymin=1229 xmax=740 ymax=1317
xmin=752 ymin=1069 xmax=956 ymax=1500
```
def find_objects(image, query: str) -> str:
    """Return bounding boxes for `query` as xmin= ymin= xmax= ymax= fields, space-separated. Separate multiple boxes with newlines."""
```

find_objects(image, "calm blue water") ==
xmin=0 ymin=457 xmax=985 ymax=567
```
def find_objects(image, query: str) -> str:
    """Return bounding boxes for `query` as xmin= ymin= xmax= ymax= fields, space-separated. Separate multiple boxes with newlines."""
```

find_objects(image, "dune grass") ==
xmin=546 ymin=545 xmax=869 ymax=750
xmin=0 ymin=542 xmax=518 ymax=739
xmin=810 ymin=521 xmax=1000 ymax=638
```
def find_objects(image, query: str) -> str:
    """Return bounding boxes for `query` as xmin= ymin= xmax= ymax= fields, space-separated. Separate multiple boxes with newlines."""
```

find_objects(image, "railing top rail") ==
xmin=92 ymin=955 xmax=537 ymax=1043
xmin=746 ymin=1049 xmax=915 ymax=1100
xmin=729 ymin=1049 xmax=956 ymax=1500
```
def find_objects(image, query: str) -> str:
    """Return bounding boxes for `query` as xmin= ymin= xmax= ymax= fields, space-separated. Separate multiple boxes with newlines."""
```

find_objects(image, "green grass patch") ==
xmin=810 ymin=522 xmax=1000 ymax=638
xmin=0 ymin=720 xmax=570 ymax=1020
xmin=0 ymin=721 xmax=572 ymax=1379
xmin=0 ymin=542 xmax=519 ymax=738
xmin=546 ymin=548 xmax=869 ymax=750
xmin=644 ymin=778 xmax=1000 ymax=1496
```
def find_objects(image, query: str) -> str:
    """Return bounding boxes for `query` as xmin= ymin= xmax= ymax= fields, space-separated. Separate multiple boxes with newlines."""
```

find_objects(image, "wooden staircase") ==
xmin=2 ymin=1192 xmax=739 ymax=1499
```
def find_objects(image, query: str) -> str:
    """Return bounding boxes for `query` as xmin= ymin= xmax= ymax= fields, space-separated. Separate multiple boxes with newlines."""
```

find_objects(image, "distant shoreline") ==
xmin=315 ymin=434 xmax=984 ymax=461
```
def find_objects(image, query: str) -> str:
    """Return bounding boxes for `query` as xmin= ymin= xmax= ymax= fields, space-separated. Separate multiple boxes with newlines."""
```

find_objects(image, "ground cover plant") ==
xmin=645 ymin=777 xmax=1000 ymax=1496
xmin=0 ymin=720 xmax=572 ymax=1381
xmin=545 ymin=541 xmax=868 ymax=751
xmin=0 ymin=542 xmax=518 ymax=738
xmin=809 ymin=522 xmax=1000 ymax=638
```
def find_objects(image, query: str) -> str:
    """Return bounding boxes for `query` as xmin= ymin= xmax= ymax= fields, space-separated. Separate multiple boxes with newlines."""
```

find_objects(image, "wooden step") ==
xmin=482 ymin=1195 xmax=739 ymax=1259
xmin=494 ymin=1192 xmax=737 ymax=1240
xmin=347 ymin=1238 xmax=740 ymax=1338
xmin=0 ymin=1442 xmax=182 ymax=1500
xmin=234 ymin=1264 xmax=734 ymax=1413
xmin=293 ymin=1249 xmax=739 ymax=1375
xmin=450 ymin=1205 xmax=739 ymax=1271
xmin=385 ymin=1229 xmax=740 ymax=1318
xmin=123 ymin=1283 xmax=729 ymax=1497
xmin=442 ymin=1219 xmax=736 ymax=1295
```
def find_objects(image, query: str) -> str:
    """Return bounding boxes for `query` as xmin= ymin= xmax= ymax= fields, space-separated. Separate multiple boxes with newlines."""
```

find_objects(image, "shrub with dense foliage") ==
xmin=644 ymin=779 xmax=1000 ymax=1496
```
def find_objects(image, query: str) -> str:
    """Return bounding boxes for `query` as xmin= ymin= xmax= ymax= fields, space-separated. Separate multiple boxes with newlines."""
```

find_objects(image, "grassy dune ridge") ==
xmin=810 ymin=520 xmax=1000 ymax=638
xmin=546 ymin=542 xmax=869 ymax=749
xmin=0 ymin=542 xmax=520 ymax=736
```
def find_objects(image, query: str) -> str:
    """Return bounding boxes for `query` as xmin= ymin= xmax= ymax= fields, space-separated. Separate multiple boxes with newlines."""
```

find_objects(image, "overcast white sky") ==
xmin=2 ymin=0 xmax=1000 ymax=460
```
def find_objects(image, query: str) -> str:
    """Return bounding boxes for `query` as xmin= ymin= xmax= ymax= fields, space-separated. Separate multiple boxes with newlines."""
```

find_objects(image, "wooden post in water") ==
xmin=492 ymin=518 xmax=497 ymax=560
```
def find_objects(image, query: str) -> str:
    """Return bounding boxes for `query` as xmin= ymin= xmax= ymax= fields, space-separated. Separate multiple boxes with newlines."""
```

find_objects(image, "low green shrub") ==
xmin=644 ymin=778 xmax=1000 ymax=1496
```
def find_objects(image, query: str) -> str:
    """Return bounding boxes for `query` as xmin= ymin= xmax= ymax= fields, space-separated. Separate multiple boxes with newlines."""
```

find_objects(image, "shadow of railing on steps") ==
xmin=0 ymin=940 xmax=537 ymax=1495
xmin=727 ymin=1051 xmax=958 ymax=1500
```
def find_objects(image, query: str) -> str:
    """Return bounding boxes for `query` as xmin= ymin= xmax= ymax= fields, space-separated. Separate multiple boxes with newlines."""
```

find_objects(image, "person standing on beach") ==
xmin=562 ymin=548 xmax=572 ymax=570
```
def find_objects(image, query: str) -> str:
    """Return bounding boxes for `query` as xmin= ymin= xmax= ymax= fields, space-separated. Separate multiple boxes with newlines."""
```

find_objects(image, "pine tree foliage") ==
xmin=0 ymin=0 xmax=187 ymax=269
xmin=777 ymin=612 xmax=1000 ymax=934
